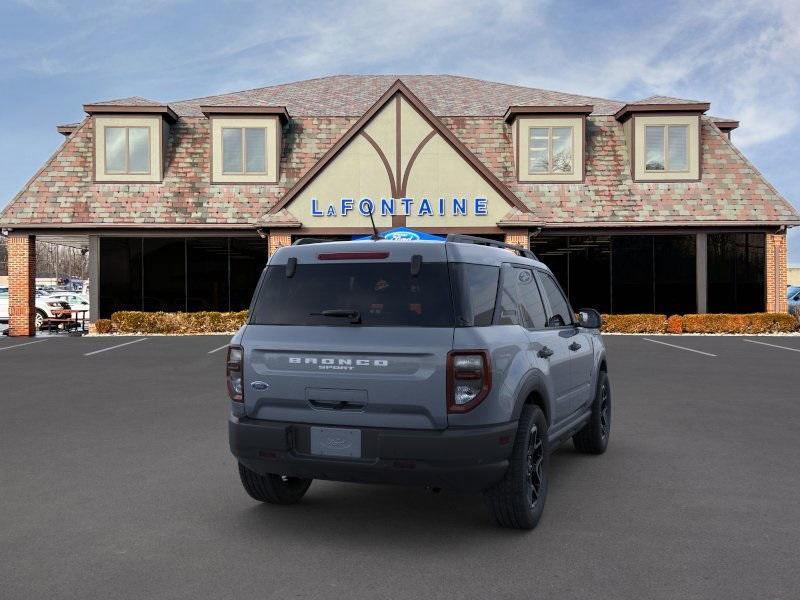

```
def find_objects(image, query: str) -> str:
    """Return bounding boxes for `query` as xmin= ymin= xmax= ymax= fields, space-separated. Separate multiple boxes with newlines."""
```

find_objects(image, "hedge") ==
xmin=101 ymin=310 xmax=797 ymax=334
xmin=110 ymin=311 xmax=248 ymax=334
xmin=600 ymin=314 xmax=667 ymax=333
xmin=679 ymin=313 xmax=798 ymax=334
xmin=94 ymin=318 xmax=113 ymax=334
xmin=600 ymin=312 xmax=798 ymax=334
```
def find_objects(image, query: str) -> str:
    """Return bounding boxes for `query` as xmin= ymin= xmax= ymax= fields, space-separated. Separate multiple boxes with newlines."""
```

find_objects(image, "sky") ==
xmin=1 ymin=0 xmax=798 ymax=261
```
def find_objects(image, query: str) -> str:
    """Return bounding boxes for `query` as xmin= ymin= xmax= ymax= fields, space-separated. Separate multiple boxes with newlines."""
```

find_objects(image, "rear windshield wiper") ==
xmin=310 ymin=309 xmax=362 ymax=324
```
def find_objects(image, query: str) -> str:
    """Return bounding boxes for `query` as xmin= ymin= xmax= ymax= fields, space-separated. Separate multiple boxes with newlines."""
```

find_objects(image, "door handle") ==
xmin=569 ymin=342 xmax=582 ymax=351
xmin=537 ymin=346 xmax=554 ymax=359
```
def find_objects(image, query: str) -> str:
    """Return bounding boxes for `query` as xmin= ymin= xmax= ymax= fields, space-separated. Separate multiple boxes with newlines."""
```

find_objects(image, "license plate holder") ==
xmin=309 ymin=427 xmax=362 ymax=458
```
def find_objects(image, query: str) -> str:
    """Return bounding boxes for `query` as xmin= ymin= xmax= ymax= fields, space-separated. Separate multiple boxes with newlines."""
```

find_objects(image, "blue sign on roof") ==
xmin=354 ymin=227 xmax=445 ymax=242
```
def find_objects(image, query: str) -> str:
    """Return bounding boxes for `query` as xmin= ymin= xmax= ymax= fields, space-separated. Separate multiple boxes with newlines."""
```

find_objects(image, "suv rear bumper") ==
xmin=229 ymin=415 xmax=517 ymax=492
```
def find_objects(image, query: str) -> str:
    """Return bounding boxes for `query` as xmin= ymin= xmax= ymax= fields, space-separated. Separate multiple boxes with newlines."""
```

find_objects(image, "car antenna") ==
xmin=368 ymin=205 xmax=380 ymax=241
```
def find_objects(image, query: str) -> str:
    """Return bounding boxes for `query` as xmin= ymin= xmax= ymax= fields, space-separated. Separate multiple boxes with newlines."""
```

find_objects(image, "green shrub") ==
xmin=110 ymin=311 xmax=248 ymax=334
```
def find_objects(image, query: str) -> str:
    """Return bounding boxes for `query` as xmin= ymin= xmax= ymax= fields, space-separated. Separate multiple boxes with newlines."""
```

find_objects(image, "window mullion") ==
xmin=124 ymin=127 xmax=130 ymax=174
xmin=548 ymin=128 xmax=553 ymax=174
xmin=241 ymin=128 xmax=247 ymax=174
xmin=663 ymin=126 xmax=669 ymax=171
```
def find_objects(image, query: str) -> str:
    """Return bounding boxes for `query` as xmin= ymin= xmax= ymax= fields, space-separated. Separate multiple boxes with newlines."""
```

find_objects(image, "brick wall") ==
xmin=268 ymin=230 xmax=292 ymax=257
xmin=765 ymin=232 xmax=788 ymax=313
xmin=7 ymin=234 xmax=36 ymax=336
xmin=504 ymin=229 xmax=530 ymax=250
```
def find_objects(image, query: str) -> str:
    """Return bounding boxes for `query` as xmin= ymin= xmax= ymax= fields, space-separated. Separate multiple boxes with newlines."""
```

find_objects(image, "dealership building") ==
xmin=1 ymin=75 xmax=798 ymax=335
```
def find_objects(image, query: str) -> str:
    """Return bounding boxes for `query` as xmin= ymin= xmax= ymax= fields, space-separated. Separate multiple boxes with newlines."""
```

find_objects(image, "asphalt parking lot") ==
xmin=1 ymin=334 xmax=799 ymax=599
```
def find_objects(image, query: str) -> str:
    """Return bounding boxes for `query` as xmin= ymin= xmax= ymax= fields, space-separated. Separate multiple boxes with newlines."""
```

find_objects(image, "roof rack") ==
xmin=292 ymin=237 xmax=337 ymax=246
xmin=445 ymin=234 xmax=538 ymax=260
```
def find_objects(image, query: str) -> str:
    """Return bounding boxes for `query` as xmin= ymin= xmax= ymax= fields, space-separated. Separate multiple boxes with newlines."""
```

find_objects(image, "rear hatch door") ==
xmin=242 ymin=243 xmax=453 ymax=430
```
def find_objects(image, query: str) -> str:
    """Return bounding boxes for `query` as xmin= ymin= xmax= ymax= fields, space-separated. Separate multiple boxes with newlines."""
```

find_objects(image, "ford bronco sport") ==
xmin=228 ymin=235 xmax=610 ymax=529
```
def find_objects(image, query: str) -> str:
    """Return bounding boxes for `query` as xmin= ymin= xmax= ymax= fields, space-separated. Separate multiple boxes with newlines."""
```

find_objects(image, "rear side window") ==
xmin=449 ymin=263 xmax=499 ymax=326
xmin=516 ymin=268 xmax=548 ymax=329
xmin=496 ymin=265 xmax=547 ymax=328
xmin=250 ymin=262 xmax=453 ymax=327
xmin=496 ymin=265 xmax=521 ymax=326
xmin=538 ymin=271 xmax=573 ymax=327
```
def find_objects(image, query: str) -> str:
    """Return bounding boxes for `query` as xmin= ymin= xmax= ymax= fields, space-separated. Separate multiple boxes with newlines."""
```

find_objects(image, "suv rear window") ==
xmin=449 ymin=263 xmax=499 ymax=326
xmin=250 ymin=262 xmax=454 ymax=327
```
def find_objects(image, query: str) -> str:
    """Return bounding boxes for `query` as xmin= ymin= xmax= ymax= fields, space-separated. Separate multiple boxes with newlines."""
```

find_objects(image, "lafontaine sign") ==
xmin=310 ymin=197 xmax=489 ymax=218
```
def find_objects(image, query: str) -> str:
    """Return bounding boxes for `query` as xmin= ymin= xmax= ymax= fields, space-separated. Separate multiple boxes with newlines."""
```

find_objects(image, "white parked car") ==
xmin=0 ymin=287 xmax=73 ymax=329
xmin=45 ymin=292 xmax=90 ymax=321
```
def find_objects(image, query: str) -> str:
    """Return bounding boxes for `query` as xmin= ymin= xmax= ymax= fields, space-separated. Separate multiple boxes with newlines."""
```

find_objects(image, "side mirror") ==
xmin=578 ymin=308 xmax=602 ymax=329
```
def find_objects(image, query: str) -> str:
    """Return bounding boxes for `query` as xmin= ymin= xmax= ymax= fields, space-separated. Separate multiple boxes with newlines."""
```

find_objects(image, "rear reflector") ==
xmin=318 ymin=252 xmax=389 ymax=260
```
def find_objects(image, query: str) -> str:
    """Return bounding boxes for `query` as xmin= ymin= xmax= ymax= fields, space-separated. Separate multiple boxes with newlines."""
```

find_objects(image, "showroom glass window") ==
xmin=533 ymin=234 xmax=696 ymax=315
xmin=222 ymin=127 xmax=267 ymax=174
xmin=528 ymin=127 xmax=573 ymax=174
xmin=104 ymin=126 xmax=150 ymax=174
xmin=645 ymin=125 xmax=688 ymax=171
xmin=707 ymin=233 xmax=765 ymax=312
xmin=98 ymin=237 xmax=266 ymax=318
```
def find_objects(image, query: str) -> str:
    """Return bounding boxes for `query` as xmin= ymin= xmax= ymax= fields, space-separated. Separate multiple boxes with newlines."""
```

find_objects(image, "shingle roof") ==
xmin=631 ymin=95 xmax=707 ymax=105
xmin=168 ymin=74 xmax=626 ymax=117
xmin=2 ymin=75 xmax=796 ymax=229
xmin=87 ymin=96 xmax=164 ymax=107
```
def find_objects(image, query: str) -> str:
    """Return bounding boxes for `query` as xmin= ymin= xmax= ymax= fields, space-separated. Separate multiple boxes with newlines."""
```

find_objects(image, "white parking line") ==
xmin=743 ymin=339 xmax=800 ymax=353
xmin=207 ymin=344 xmax=229 ymax=355
xmin=84 ymin=338 xmax=147 ymax=356
xmin=642 ymin=337 xmax=717 ymax=357
xmin=0 ymin=339 xmax=49 ymax=352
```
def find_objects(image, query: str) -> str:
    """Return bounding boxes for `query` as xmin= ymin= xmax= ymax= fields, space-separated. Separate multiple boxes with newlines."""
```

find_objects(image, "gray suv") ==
xmin=228 ymin=235 xmax=610 ymax=529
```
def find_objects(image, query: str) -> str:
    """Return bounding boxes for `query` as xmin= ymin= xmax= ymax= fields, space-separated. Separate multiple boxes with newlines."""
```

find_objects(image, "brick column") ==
xmin=765 ymin=232 xmax=788 ymax=312
xmin=8 ymin=234 xmax=36 ymax=336
xmin=268 ymin=230 xmax=292 ymax=257
xmin=504 ymin=229 xmax=530 ymax=250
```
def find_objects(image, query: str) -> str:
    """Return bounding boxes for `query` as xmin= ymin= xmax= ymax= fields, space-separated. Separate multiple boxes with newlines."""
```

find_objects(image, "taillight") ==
xmin=447 ymin=350 xmax=491 ymax=413
xmin=226 ymin=345 xmax=243 ymax=402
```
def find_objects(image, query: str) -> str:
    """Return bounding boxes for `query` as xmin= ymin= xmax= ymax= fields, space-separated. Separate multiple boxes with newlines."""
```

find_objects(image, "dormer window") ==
xmin=528 ymin=126 xmax=574 ymax=174
xmin=505 ymin=106 xmax=591 ymax=183
xmin=84 ymin=101 xmax=175 ymax=183
xmin=644 ymin=124 xmax=688 ymax=172
xmin=105 ymin=126 xmax=151 ymax=174
xmin=92 ymin=116 xmax=165 ymax=182
xmin=222 ymin=127 xmax=268 ymax=174
xmin=201 ymin=106 xmax=289 ymax=184
xmin=615 ymin=99 xmax=707 ymax=182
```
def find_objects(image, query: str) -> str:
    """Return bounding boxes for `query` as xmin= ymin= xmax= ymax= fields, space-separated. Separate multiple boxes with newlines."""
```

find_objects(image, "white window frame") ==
xmin=221 ymin=127 xmax=268 ymax=175
xmin=644 ymin=124 xmax=689 ymax=173
xmin=104 ymin=126 xmax=152 ymax=175
xmin=527 ymin=126 xmax=574 ymax=175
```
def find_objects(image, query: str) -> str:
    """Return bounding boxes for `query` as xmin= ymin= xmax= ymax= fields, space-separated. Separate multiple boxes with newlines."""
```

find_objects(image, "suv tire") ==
xmin=238 ymin=463 xmax=312 ymax=505
xmin=484 ymin=404 xmax=549 ymax=530
xmin=573 ymin=370 xmax=611 ymax=454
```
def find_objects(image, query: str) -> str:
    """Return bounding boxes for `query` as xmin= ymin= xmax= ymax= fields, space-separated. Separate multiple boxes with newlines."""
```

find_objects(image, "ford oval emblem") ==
xmin=251 ymin=381 xmax=269 ymax=390
xmin=384 ymin=231 xmax=420 ymax=241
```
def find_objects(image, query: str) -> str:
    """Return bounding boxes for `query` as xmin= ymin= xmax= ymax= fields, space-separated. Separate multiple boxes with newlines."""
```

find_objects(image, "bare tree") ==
xmin=0 ymin=238 xmax=87 ymax=280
